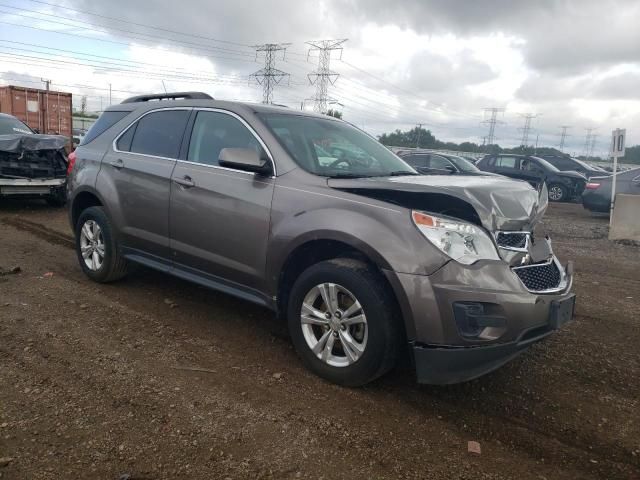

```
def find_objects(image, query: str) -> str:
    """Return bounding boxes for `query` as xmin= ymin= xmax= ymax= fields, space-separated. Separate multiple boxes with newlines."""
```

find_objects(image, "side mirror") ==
xmin=218 ymin=147 xmax=272 ymax=175
xmin=32 ymin=128 xmax=40 ymax=134
xmin=632 ymin=175 xmax=640 ymax=186
xmin=444 ymin=165 xmax=457 ymax=174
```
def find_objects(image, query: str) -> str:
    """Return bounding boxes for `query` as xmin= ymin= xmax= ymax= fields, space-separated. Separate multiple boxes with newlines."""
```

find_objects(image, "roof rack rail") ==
xmin=120 ymin=92 xmax=213 ymax=104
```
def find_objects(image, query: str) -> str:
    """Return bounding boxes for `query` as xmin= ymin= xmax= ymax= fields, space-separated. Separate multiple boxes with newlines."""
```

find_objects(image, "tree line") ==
xmin=377 ymin=126 xmax=640 ymax=165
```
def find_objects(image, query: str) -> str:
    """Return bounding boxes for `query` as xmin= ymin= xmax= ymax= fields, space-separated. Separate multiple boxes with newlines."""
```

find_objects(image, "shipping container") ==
xmin=0 ymin=85 xmax=73 ymax=142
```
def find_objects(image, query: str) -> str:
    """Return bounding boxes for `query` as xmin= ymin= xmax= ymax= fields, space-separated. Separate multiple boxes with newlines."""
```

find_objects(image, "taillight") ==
xmin=67 ymin=150 xmax=76 ymax=176
xmin=585 ymin=182 xmax=601 ymax=190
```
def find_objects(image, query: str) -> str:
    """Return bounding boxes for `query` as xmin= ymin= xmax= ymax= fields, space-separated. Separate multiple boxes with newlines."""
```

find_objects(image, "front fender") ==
xmin=266 ymin=182 xmax=451 ymax=294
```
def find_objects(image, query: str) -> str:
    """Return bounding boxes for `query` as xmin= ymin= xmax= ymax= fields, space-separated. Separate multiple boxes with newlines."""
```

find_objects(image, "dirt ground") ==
xmin=0 ymin=199 xmax=638 ymax=480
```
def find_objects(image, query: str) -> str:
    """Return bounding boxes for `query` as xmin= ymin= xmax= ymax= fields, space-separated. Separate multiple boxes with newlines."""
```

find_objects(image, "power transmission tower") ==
xmin=518 ymin=113 xmax=538 ymax=147
xmin=588 ymin=134 xmax=598 ymax=160
xmin=250 ymin=43 xmax=291 ymax=104
xmin=415 ymin=123 xmax=423 ymax=148
xmin=80 ymin=95 xmax=87 ymax=115
xmin=306 ymin=39 xmax=347 ymax=113
xmin=481 ymin=108 xmax=505 ymax=146
xmin=558 ymin=126 xmax=571 ymax=152
xmin=582 ymin=128 xmax=595 ymax=157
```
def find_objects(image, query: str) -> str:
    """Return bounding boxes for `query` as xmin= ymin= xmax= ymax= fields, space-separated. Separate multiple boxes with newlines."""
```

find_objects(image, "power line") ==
xmin=0 ymin=4 xmax=257 ymax=58
xmin=24 ymin=0 xmax=254 ymax=48
xmin=481 ymin=108 xmax=505 ymax=146
xmin=250 ymin=43 xmax=291 ymax=104
xmin=306 ymin=39 xmax=347 ymax=114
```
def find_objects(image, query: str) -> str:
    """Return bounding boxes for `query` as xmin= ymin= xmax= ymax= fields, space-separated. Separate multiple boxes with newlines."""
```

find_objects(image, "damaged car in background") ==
xmin=0 ymin=112 xmax=69 ymax=206
xmin=67 ymin=93 xmax=576 ymax=386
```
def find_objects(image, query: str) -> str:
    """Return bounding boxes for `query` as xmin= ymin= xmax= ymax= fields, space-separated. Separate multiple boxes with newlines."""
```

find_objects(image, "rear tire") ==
xmin=548 ymin=183 xmax=568 ymax=202
xmin=75 ymin=206 xmax=129 ymax=283
xmin=287 ymin=259 xmax=400 ymax=387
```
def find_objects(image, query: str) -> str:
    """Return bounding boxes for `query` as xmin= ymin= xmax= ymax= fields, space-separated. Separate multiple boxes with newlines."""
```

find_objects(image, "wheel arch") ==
xmin=274 ymin=234 xmax=410 ymax=343
xmin=70 ymin=187 xmax=106 ymax=229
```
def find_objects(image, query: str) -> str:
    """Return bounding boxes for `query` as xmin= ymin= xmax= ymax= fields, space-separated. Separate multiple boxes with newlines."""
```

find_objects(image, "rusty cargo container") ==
xmin=0 ymin=85 xmax=72 ymax=142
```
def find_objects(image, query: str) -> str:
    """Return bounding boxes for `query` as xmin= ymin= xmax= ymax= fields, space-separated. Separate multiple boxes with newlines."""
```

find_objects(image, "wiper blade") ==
xmin=386 ymin=170 xmax=420 ymax=176
xmin=326 ymin=173 xmax=371 ymax=178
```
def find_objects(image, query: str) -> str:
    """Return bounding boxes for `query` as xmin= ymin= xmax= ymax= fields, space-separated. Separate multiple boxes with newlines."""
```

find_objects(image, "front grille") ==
xmin=513 ymin=260 xmax=562 ymax=292
xmin=496 ymin=232 xmax=528 ymax=249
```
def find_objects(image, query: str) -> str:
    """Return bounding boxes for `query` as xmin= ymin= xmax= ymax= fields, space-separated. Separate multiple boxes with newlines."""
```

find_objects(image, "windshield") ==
xmin=259 ymin=113 xmax=416 ymax=178
xmin=0 ymin=115 xmax=33 ymax=135
xmin=447 ymin=155 xmax=480 ymax=173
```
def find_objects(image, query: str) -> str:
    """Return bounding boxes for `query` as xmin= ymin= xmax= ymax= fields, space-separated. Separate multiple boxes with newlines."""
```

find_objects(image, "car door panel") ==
xmin=169 ymin=109 xmax=275 ymax=291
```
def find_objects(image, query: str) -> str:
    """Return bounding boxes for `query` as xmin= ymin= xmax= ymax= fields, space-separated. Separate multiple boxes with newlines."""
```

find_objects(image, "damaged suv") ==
xmin=0 ymin=113 xmax=68 ymax=206
xmin=68 ymin=92 xmax=575 ymax=386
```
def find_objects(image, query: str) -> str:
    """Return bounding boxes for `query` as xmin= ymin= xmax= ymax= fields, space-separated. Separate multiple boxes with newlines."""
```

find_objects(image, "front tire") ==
xmin=75 ymin=206 xmax=129 ymax=283
xmin=287 ymin=259 xmax=400 ymax=386
xmin=548 ymin=183 xmax=568 ymax=202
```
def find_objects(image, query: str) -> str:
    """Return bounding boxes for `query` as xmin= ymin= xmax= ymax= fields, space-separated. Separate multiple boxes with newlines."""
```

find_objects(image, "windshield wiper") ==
xmin=386 ymin=170 xmax=420 ymax=177
xmin=326 ymin=173 xmax=371 ymax=179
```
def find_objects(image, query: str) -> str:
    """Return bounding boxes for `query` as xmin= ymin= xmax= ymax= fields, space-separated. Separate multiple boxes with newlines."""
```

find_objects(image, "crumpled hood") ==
xmin=0 ymin=134 xmax=68 ymax=153
xmin=328 ymin=175 xmax=548 ymax=231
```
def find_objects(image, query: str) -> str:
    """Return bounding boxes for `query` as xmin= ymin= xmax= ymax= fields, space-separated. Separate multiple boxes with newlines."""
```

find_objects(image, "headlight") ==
xmin=411 ymin=211 xmax=500 ymax=265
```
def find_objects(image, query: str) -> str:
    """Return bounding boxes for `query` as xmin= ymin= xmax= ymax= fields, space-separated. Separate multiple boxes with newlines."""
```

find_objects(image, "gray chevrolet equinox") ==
xmin=68 ymin=92 xmax=576 ymax=386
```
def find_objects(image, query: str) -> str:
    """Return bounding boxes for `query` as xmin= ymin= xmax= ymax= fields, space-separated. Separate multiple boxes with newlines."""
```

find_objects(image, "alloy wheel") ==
xmin=79 ymin=220 xmax=105 ymax=271
xmin=300 ymin=283 xmax=368 ymax=367
xmin=549 ymin=185 xmax=564 ymax=201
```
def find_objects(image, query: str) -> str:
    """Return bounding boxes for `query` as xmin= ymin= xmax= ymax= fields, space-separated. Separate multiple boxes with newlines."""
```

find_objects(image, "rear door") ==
xmin=492 ymin=155 xmax=520 ymax=178
xmin=99 ymin=108 xmax=191 ymax=259
xmin=169 ymin=109 xmax=275 ymax=292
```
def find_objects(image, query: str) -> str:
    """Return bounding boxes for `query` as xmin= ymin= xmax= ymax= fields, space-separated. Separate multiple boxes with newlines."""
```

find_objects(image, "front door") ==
xmin=169 ymin=109 xmax=275 ymax=292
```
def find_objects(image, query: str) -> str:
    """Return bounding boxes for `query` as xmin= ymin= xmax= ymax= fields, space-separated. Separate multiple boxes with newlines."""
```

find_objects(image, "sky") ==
xmin=0 ymin=0 xmax=639 ymax=156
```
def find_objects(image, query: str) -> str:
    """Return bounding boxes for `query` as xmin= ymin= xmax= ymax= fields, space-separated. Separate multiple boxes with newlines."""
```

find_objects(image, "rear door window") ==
xmin=495 ymin=156 xmax=517 ymax=169
xmin=187 ymin=111 xmax=262 ymax=166
xmin=82 ymin=111 xmax=129 ymax=145
xmin=127 ymin=110 xmax=190 ymax=159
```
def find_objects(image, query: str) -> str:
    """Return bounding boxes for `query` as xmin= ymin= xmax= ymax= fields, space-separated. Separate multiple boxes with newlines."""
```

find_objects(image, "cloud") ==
xmin=2 ymin=0 xmax=638 ymax=146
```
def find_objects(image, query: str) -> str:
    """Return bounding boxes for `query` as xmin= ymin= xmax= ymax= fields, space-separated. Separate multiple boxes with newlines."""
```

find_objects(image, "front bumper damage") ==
xmin=0 ymin=177 xmax=66 ymax=196
xmin=387 ymin=234 xmax=576 ymax=385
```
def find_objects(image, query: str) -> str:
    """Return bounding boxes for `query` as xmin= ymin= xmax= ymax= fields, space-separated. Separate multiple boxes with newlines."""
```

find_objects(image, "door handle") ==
xmin=109 ymin=159 xmax=125 ymax=169
xmin=174 ymin=175 xmax=195 ymax=188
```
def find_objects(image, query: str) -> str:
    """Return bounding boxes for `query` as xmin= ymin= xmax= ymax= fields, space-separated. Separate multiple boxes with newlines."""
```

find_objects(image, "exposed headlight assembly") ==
xmin=411 ymin=211 xmax=500 ymax=265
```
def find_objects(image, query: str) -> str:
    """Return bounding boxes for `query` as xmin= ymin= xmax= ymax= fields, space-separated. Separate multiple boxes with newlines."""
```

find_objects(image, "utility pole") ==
xmin=582 ymin=128 xmax=595 ymax=158
xmin=250 ymin=43 xmax=291 ymax=104
xmin=109 ymin=83 xmax=112 ymax=105
xmin=415 ymin=123 xmax=423 ymax=149
xmin=41 ymin=78 xmax=51 ymax=91
xmin=306 ymin=39 xmax=347 ymax=114
xmin=518 ymin=113 xmax=538 ymax=147
xmin=481 ymin=107 xmax=505 ymax=147
xmin=558 ymin=125 xmax=571 ymax=152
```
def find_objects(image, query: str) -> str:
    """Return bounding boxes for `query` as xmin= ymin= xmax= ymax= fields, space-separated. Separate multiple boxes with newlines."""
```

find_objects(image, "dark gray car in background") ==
xmin=67 ymin=92 xmax=575 ymax=386
xmin=582 ymin=168 xmax=640 ymax=213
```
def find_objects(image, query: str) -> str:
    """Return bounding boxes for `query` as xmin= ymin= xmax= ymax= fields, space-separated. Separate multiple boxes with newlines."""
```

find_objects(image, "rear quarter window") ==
xmin=81 ymin=111 xmax=130 ymax=145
